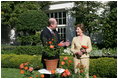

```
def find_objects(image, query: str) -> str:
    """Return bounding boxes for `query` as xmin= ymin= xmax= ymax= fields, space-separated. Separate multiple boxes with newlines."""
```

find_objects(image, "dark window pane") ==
xmin=59 ymin=12 xmax=62 ymax=18
xmin=63 ymin=12 xmax=66 ymax=17
xmin=53 ymin=13 xmax=54 ymax=17
xmin=55 ymin=12 xmax=57 ymax=18
xmin=59 ymin=19 xmax=62 ymax=24
xmin=61 ymin=28 xmax=63 ymax=33
xmin=51 ymin=13 xmax=53 ymax=17
xmin=64 ymin=28 xmax=66 ymax=33
xmin=63 ymin=18 xmax=66 ymax=24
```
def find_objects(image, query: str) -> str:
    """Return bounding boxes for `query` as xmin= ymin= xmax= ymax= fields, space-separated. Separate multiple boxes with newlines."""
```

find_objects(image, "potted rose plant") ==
xmin=41 ymin=36 xmax=64 ymax=71
xmin=42 ymin=40 xmax=64 ymax=58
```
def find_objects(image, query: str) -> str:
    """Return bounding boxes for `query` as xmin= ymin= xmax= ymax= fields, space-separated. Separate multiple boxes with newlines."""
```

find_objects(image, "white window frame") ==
xmin=47 ymin=11 xmax=67 ymax=41
xmin=48 ymin=11 xmax=66 ymax=25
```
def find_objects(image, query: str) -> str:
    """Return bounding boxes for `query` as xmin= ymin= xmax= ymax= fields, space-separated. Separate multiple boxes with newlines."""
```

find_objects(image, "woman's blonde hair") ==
xmin=75 ymin=24 xmax=85 ymax=32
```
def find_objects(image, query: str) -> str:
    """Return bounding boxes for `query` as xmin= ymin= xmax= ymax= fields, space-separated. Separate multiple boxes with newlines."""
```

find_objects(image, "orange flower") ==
xmin=29 ymin=77 xmax=33 ymax=78
xmin=93 ymin=75 xmax=97 ymax=78
xmin=81 ymin=45 xmax=88 ymax=49
xmin=36 ymin=75 xmax=38 ymax=77
xmin=24 ymin=66 xmax=28 ymax=70
xmin=62 ymin=69 xmax=71 ymax=77
xmin=68 ymin=60 xmax=72 ymax=63
xmin=20 ymin=70 xmax=25 ymax=74
xmin=58 ymin=43 xmax=63 ymax=47
xmin=66 ymin=71 xmax=71 ymax=76
xmin=65 ymin=69 xmax=71 ymax=76
xmin=48 ymin=41 xmax=52 ymax=44
xmin=61 ymin=61 xmax=65 ymax=65
xmin=51 ymin=70 xmax=55 ymax=74
xmin=63 ymin=57 xmax=68 ymax=60
xmin=52 ymin=39 xmax=54 ymax=41
xmin=40 ymin=74 xmax=45 ymax=78
xmin=62 ymin=72 xmax=67 ymax=77
xmin=19 ymin=63 xmax=24 ymax=69
xmin=28 ymin=67 xmax=33 ymax=72
xmin=50 ymin=45 xmax=54 ymax=48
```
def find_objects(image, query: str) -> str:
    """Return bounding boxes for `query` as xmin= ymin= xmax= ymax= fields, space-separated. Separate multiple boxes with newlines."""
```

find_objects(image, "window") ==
xmin=58 ymin=27 xmax=66 ymax=41
xmin=47 ymin=11 xmax=66 ymax=25
xmin=47 ymin=11 xmax=66 ymax=41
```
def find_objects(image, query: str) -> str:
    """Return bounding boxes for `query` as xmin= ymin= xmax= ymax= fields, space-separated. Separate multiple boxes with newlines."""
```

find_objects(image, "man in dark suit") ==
xmin=40 ymin=18 xmax=70 ymax=69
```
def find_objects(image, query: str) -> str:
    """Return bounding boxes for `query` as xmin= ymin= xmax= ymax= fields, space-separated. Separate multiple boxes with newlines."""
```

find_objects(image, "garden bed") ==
xmin=1 ymin=54 xmax=117 ymax=78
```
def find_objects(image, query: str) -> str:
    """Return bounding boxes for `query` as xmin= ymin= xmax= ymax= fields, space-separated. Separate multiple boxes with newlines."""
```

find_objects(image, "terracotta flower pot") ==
xmin=44 ymin=59 xmax=59 ymax=71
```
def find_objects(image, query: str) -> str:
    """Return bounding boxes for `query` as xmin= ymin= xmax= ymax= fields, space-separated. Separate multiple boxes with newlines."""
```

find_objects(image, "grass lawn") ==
xmin=1 ymin=68 xmax=95 ymax=78
xmin=2 ymin=68 xmax=44 ymax=78
xmin=1 ymin=68 xmax=23 ymax=78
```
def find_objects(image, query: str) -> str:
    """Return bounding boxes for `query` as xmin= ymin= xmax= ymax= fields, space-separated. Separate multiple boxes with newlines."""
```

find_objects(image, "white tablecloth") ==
xmin=38 ymin=68 xmax=65 ymax=74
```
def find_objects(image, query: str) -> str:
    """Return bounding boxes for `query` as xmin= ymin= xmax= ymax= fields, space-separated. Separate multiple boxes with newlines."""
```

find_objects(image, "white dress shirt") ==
xmin=47 ymin=27 xmax=54 ymax=34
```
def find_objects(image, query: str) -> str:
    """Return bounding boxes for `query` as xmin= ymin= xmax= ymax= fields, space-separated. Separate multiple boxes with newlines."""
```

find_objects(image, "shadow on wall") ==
xmin=66 ymin=12 xmax=76 ymax=42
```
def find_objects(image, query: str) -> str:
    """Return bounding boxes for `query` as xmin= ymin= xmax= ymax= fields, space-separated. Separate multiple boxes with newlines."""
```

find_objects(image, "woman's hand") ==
xmin=80 ymin=48 xmax=86 ymax=53
xmin=65 ymin=41 xmax=70 ymax=46
xmin=75 ymin=51 xmax=83 ymax=56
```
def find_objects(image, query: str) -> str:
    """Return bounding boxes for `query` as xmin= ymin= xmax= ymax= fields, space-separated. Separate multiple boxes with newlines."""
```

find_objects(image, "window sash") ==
xmin=47 ymin=11 xmax=66 ymax=25
xmin=47 ymin=11 xmax=67 ymax=41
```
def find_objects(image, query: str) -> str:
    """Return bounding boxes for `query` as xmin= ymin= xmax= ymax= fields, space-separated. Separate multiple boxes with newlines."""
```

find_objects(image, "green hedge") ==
xmin=1 ymin=54 xmax=117 ymax=78
xmin=1 ymin=54 xmax=42 ymax=69
xmin=1 ymin=46 xmax=42 ymax=55
xmin=89 ymin=57 xmax=117 ymax=78
xmin=2 ymin=46 xmax=117 ymax=57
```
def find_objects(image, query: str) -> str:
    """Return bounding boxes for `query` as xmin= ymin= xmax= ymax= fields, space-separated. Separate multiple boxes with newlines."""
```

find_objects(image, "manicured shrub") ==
xmin=16 ymin=10 xmax=48 ymax=45
xmin=1 ymin=54 xmax=42 ymax=69
xmin=1 ymin=54 xmax=117 ymax=78
xmin=90 ymin=57 xmax=117 ymax=78
xmin=1 ymin=46 xmax=43 ymax=55
xmin=2 ymin=46 xmax=117 ymax=57
xmin=14 ymin=46 xmax=42 ymax=55
xmin=1 ymin=46 xmax=17 ymax=54
xmin=17 ymin=10 xmax=48 ymax=31
xmin=17 ymin=32 xmax=42 ymax=46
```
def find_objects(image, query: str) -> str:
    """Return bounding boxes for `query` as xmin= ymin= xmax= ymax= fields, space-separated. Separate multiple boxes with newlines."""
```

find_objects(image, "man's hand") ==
xmin=59 ymin=41 xmax=65 ymax=47
xmin=65 ymin=41 xmax=70 ymax=46
xmin=59 ymin=40 xmax=70 ymax=47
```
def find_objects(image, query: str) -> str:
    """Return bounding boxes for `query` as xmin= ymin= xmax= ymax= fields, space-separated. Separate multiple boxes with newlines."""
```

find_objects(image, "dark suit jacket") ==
xmin=40 ymin=27 xmax=61 ymax=67
xmin=40 ymin=27 xmax=61 ymax=46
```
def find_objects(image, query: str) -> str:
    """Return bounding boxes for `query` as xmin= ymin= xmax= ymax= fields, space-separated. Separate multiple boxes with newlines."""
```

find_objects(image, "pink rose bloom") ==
xmin=19 ymin=63 xmax=24 ymax=69
xmin=63 ymin=57 xmax=68 ymax=60
xmin=65 ymin=69 xmax=71 ymax=76
xmin=61 ymin=61 xmax=65 ymax=65
xmin=29 ymin=67 xmax=33 ymax=72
